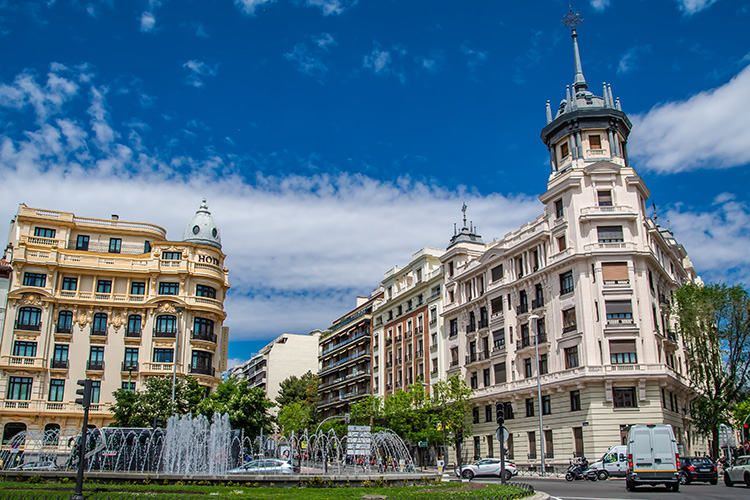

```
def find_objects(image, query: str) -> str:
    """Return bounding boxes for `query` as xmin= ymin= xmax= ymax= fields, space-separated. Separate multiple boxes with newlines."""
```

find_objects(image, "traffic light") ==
xmin=456 ymin=428 xmax=463 ymax=443
xmin=744 ymin=423 xmax=749 ymax=441
xmin=75 ymin=379 xmax=92 ymax=408
xmin=495 ymin=402 xmax=505 ymax=426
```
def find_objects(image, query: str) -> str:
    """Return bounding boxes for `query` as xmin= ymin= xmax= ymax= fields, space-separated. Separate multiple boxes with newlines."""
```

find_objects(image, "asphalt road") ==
xmin=478 ymin=477 xmax=750 ymax=500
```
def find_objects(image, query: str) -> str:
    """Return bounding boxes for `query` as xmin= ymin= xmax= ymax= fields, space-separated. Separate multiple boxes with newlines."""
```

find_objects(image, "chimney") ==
xmin=111 ymin=214 xmax=119 ymax=220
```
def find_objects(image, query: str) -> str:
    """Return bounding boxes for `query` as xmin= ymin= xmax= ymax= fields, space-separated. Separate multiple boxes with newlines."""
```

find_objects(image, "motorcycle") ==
xmin=565 ymin=461 xmax=598 ymax=482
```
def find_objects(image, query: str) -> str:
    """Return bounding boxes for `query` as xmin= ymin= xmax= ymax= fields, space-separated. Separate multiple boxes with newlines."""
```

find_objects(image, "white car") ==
xmin=228 ymin=459 xmax=297 ymax=474
xmin=724 ymin=455 xmax=750 ymax=487
xmin=455 ymin=458 xmax=517 ymax=480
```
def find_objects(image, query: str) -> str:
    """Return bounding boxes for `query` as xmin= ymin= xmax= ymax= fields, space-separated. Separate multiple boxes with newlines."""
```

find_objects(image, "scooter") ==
xmin=565 ymin=462 xmax=598 ymax=482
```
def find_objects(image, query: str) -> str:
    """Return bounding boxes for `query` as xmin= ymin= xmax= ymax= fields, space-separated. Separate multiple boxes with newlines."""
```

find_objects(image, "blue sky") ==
xmin=1 ymin=0 xmax=749 ymax=366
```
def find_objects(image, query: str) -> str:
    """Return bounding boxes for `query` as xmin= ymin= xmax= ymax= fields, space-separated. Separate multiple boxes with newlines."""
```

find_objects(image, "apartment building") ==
xmin=0 ymin=201 xmax=229 ymax=439
xmin=317 ymin=291 xmax=382 ymax=419
xmin=371 ymin=248 xmax=444 ymax=396
xmin=442 ymin=30 xmax=700 ymax=467
xmin=228 ymin=331 xmax=320 ymax=415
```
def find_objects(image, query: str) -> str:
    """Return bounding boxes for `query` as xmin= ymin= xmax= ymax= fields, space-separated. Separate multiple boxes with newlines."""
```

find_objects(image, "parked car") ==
xmin=589 ymin=445 xmax=627 ymax=479
xmin=10 ymin=460 xmax=58 ymax=471
xmin=626 ymin=424 xmax=680 ymax=492
xmin=455 ymin=458 xmax=517 ymax=480
xmin=228 ymin=459 xmax=298 ymax=474
xmin=724 ymin=455 xmax=750 ymax=487
xmin=680 ymin=456 xmax=718 ymax=485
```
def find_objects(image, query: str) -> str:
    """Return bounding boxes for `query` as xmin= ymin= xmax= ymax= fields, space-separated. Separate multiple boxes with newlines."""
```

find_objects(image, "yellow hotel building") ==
xmin=0 ymin=201 xmax=229 ymax=440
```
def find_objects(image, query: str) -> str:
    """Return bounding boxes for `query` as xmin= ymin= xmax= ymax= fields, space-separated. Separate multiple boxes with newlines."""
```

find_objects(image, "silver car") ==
xmin=10 ymin=460 xmax=58 ymax=471
xmin=228 ymin=459 xmax=297 ymax=474
xmin=455 ymin=458 xmax=517 ymax=480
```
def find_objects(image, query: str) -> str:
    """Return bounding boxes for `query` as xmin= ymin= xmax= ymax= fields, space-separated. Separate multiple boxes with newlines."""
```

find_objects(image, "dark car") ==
xmin=680 ymin=456 xmax=718 ymax=485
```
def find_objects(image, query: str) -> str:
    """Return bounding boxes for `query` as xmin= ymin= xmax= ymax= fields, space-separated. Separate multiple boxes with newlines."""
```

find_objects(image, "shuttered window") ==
xmin=494 ymin=362 xmax=507 ymax=384
xmin=598 ymin=226 xmax=623 ymax=243
xmin=490 ymin=296 xmax=503 ymax=314
xmin=602 ymin=262 xmax=629 ymax=283
xmin=606 ymin=300 xmax=632 ymax=321
xmin=597 ymin=190 xmax=612 ymax=206
xmin=491 ymin=264 xmax=504 ymax=282
xmin=610 ymin=340 xmax=637 ymax=364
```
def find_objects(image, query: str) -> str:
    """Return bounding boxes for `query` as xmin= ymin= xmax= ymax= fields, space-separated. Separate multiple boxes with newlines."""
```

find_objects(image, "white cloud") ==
xmin=225 ymin=357 xmax=246 ymax=369
xmin=305 ymin=0 xmax=357 ymax=16
xmin=234 ymin=0 xmax=275 ymax=16
xmin=313 ymin=32 xmax=335 ymax=50
xmin=617 ymin=45 xmax=651 ymax=75
xmin=676 ymin=0 xmax=720 ymax=15
xmin=590 ymin=0 xmax=611 ymax=11
xmin=629 ymin=64 xmax=750 ymax=173
xmin=0 ymin=66 xmax=79 ymax=123
xmin=460 ymin=43 xmax=488 ymax=79
xmin=285 ymin=43 xmax=328 ymax=80
xmin=140 ymin=11 xmax=155 ymax=32
xmin=363 ymin=43 xmax=407 ymax=82
xmin=182 ymin=60 xmax=219 ymax=88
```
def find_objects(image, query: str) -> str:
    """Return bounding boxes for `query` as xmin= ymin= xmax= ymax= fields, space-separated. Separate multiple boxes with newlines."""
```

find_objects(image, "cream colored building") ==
xmin=229 ymin=331 xmax=320 ymax=415
xmin=371 ymin=248 xmax=445 ymax=397
xmin=0 ymin=201 xmax=229 ymax=439
xmin=442 ymin=30 xmax=703 ymax=467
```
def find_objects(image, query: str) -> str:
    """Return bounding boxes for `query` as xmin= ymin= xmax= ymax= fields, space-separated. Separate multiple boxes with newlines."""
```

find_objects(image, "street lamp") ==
xmin=171 ymin=306 xmax=186 ymax=414
xmin=529 ymin=313 xmax=545 ymax=477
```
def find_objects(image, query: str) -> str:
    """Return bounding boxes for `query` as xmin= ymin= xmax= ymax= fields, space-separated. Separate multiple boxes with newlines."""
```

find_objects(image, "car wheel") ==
xmin=724 ymin=472 xmax=734 ymax=487
xmin=680 ymin=472 xmax=689 ymax=485
xmin=626 ymin=479 xmax=637 ymax=491
xmin=744 ymin=471 xmax=750 ymax=488
xmin=709 ymin=479 xmax=718 ymax=485
xmin=503 ymin=470 xmax=512 ymax=481
xmin=462 ymin=469 xmax=474 ymax=480
xmin=670 ymin=482 xmax=680 ymax=492
xmin=597 ymin=470 xmax=609 ymax=481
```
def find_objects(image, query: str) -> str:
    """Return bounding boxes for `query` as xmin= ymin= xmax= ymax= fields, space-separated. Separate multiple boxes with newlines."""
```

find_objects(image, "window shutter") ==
xmin=602 ymin=262 xmax=628 ymax=282
xmin=490 ymin=296 xmax=503 ymax=314
xmin=605 ymin=300 xmax=632 ymax=314
xmin=609 ymin=339 xmax=636 ymax=354
xmin=597 ymin=225 xmax=623 ymax=241
xmin=491 ymin=265 xmax=503 ymax=282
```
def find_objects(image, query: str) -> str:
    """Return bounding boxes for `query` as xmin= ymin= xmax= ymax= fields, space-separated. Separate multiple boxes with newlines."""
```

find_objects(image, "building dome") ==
xmin=182 ymin=199 xmax=222 ymax=249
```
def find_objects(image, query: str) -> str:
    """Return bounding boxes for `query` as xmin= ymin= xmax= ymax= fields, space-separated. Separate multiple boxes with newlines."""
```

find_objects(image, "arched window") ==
xmin=43 ymin=423 xmax=60 ymax=446
xmin=56 ymin=310 xmax=73 ymax=333
xmin=126 ymin=315 xmax=142 ymax=337
xmin=91 ymin=313 xmax=107 ymax=336
xmin=2 ymin=422 xmax=26 ymax=446
xmin=16 ymin=307 xmax=41 ymax=331
xmin=155 ymin=315 xmax=177 ymax=337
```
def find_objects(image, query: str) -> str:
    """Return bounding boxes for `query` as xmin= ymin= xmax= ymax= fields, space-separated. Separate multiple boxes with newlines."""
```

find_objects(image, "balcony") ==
xmin=516 ymin=303 xmax=529 ymax=315
xmin=415 ymin=349 xmax=424 ymax=359
xmin=320 ymin=330 xmax=369 ymax=356
xmin=429 ymin=344 xmax=438 ymax=353
xmin=121 ymin=362 xmax=139 ymax=372
xmin=579 ymin=204 xmax=637 ymax=221
xmin=416 ymin=326 xmax=424 ymax=334
xmin=465 ymin=351 xmax=490 ymax=365
xmin=478 ymin=319 xmax=489 ymax=330
xmin=0 ymin=355 xmax=45 ymax=371
xmin=531 ymin=298 xmax=544 ymax=309
xmin=492 ymin=344 xmax=506 ymax=355
xmin=516 ymin=334 xmax=548 ymax=350
xmin=14 ymin=321 xmax=41 ymax=332
xmin=50 ymin=359 xmax=69 ymax=370
xmin=191 ymin=330 xmax=218 ymax=344
xmin=449 ymin=330 xmax=458 ymax=339
xmin=153 ymin=328 xmax=177 ymax=338
xmin=142 ymin=362 xmax=179 ymax=374
xmin=562 ymin=324 xmax=577 ymax=334
xmin=449 ymin=359 xmax=459 ymax=368
xmin=404 ymin=330 xmax=412 ymax=340
xmin=3 ymin=399 xmax=113 ymax=413
xmin=385 ymin=338 xmax=392 ymax=347
xmin=606 ymin=317 xmax=635 ymax=327
xmin=395 ymin=334 xmax=402 ymax=342
xmin=90 ymin=326 xmax=107 ymax=336
xmin=466 ymin=325 xmax=476 ymax=334
xmin=55 ymin=325 xmax=72 ymax=334
xmin=86 ymin=360 xmax=105 ymax=371
xmin=125 ymin=328 xmax=142 ymax=338
xmin=659 ymin=294 xmax=670 ymax=306
xmin=189 ymin=364 xmax=216 ymax=377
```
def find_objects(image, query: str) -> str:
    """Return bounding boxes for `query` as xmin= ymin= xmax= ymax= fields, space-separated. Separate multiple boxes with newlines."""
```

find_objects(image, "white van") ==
xmin=590 ymin=445 xmax=628 ymax=478
xmin=626 ymin=424 xmax=680 ymax=492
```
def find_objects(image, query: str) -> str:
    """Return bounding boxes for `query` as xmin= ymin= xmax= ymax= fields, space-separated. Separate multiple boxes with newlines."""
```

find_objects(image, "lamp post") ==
xmin=171 ymin=306 xmax=186 ymax=414
xmin=529 ymin=313 xmax=545 ymax=476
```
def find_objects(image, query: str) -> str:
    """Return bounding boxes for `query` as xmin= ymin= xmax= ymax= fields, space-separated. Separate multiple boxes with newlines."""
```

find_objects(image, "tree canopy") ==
xmin=197 ymin=376 xmax=275 ymax=436
xmin=275 ymin=371 xmax=319 ymax=434
xmin=110 ymin=376 xmax=204 ymax=428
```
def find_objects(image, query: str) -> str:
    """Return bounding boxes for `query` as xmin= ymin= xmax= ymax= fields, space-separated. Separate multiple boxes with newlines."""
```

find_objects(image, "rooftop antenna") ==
xmin=461 ymin=202 xmax=468 ymax=229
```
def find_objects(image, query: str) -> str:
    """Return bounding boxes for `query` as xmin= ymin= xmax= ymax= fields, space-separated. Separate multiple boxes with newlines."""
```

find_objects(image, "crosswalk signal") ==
xmin=75 ymin=379 xmax=92 ymax=409
xmin=496 ymin=402 xmax=505 ymax=426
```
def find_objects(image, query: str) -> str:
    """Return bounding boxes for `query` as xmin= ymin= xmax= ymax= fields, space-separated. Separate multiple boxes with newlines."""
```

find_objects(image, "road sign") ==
xmin=495 ymin=427 xmax=509 ymax=442
xmin=418 ymin=441 xmax=428 ymax=448
xmin=346 ymin=425 xmax=372 ymax=456
xmin=744 ymin=440 xmax=750 ymax=452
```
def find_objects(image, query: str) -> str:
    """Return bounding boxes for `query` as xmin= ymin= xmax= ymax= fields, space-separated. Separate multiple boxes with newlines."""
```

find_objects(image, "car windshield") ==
xmin=690 ymin=458 xmax=712 ymax=465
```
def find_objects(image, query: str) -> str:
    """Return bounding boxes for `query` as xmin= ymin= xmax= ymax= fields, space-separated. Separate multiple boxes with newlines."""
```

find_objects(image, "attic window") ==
xmin=212 ymin=228 xmax=218 ymax=237
xmin=560 ymin=142 xmax=570 ymax=159
xmin=589 ymin=135 xmax=602 ymax=149
xmin=192 ymin=225 xmax=200 ymax=235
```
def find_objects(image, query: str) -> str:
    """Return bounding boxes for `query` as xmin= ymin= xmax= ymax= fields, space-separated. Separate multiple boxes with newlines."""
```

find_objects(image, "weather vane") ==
xmin=461 ymin=202 xmax=468 ymax=228
xmin=561 ymin=5 xmax=584 ymax=30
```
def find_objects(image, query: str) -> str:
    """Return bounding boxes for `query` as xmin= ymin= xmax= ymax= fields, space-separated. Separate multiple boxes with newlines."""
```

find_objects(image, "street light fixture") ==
xmin=529 ymin=313 xmax=545 ymax=477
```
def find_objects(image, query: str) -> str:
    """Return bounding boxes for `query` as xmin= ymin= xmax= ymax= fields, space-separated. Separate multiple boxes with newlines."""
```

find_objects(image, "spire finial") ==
xmin=546 ymin=100 xmax=552 ymax=123
xmin=461 ymin=202 xmax=468 ymax=229
xmin=562 ymin=6 xmax=587 ymax=92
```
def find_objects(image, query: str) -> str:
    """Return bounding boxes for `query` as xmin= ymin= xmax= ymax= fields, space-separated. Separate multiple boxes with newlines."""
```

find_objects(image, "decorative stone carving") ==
xmin=157 ymin=302 xmax=177 ymax=314
xmin=76 ymin=311 xmax=90 ymax=327
xmin=111 ymin=314 xmax=124 ymax=331
xmin=22 ymin=293 xmax=41 ymax=306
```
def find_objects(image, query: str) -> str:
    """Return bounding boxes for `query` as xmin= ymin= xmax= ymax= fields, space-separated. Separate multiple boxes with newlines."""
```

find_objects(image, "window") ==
xmin=483 ymin=368 xmax=490 ymax=387
xmin=449 ymin=319 xmax=458 ymax=338
xmin=559 ymin=271 xmax=574 ymax=295
xmin=91 ymin=381 xmax=101 ymax=404
xmin=196 ymin=284 xmax=216 ymax=298
xmin=122 ymin=381 xmax=136 ymax=391
xmin=130 ymin=281 xmax=146 ymax=295
xmin=76 ymin=235 xmax=89 ymax=251
xmin=493 ymin=328 xmax=505 ymax=348
xmin=470 ymin=372 xmax=478 ymax=389
xmin=570 ymin=390 xmax=581 ymax=411
xmin=589 ymin=134 xmax=602 ymax=150
xmin=545 ymin=429 xmax=554 ymax=459
xmin=542 ymin=395 xmax=551 ymax=415
xmin=525 ymin=398 xmax=535 ymax=417
xmin=96 ymin=280 xmax=112 ymax=293
xmin=52 ymin=345 xmax=68 ymax=367
xmin=89 ymin=346 xmax=104 ymax=369
xmin=194 ymin=317 xmax=214 ymax=337
xmin=191 ymin=350 xmax=213 ymax=373
xmin=524 ymin=358 xmax=532 ymax=378
xmin=494 ymin=362 xmax=507 ymax=384
xmin=34 ymin=227 xmax=56 ymax=238
xmin=557 ymin=235 xmax=567 ymax=251
xmin=606 ymin=300 xmax=633 ymax=324
xmin=127 ymin=314 xmax=142 ymax=336
xmin=62 ymin=277 xmax=77 ymax=291
xmin=610 ymin=340 xmax=637 ymax=364
xmin=573 ymin=427 xmax=584 ymax=457
xmin=7 ymin=377 xmax=33 ymax=400
xmin=17 ymin=307 xmax=41 ymax=329
xmin=153 ymin=348 xmax=174 ymax=363
xmin=23 ymin=272 xmax=46 ymax=287
xmin=562 ymin=307 xmax=577 ymax=333
xmin=92 ymin=313 xmax=107 ymax=335
xmin=472 ymin=407 xmax=480 ymax=424
xmin=56 ymin=310 xmax=73 ymax=333
xmin=108 ymin=238 xmax=122 ymax=253
xmin=597 ymin=190 xmax=612 ymax=206
xmin=490 ymin=296 xmax=503 ymax=315
xmin=124 ymin=348 xmax=139 ymax=369
xmin=485 ymin=405 xmax=493 ymax=422
xmin=597 ymin=225 xmax=624 ymax=243
xmin=48 ymin=379 xmax=65 ymax=402
xmin=155 ymin=315 xmax=177 ymax=336
xmin=144 ymin=240 xmax=151 ymax=253
xmin=158 ymin=282 xmax=179 ymax=295
xmin=504 ymin=402 xmax=514 ymax=420
xmin=491 ymin=264 xmax=504 ymax=282
xmin=162 ymin=251 xmax=182 ymax=260
xmin=539 ymin=354 xmax=548 ymax=375
xmin=564 ymin=346 xmax=579 ymax=369
xmin=613 ymin=387 xmax=637 ymax=408
xmin=536 ymin=317 xmax=546 ymax=342
xmin=555 ymin=199 xmax=564 ymax=218
xmin=602 ymin=262 xmax=628 ymax=284
xmin=13 ymin=341 xmax=37 ymax=357
xmin=560 ymin=141 xmax=570 ymax=159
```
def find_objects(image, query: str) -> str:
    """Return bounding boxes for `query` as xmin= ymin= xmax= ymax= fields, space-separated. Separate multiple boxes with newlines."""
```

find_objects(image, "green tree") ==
xmin=732 ymin=399 xmax=750 ymax=430
xmin=276 ymin=371 xmax=320 ymax=408
xmin=432 ymin=376 xmax=474 ymax=446
xmin=277 ymin=400 xmax=316 ymax=434
xmin=197 ymin=376 xmax=275 ymax=437
xmin=675 ymin=282 xmax=750 ymax=458
xmin=110 ymin=376 xmax=203 ymax=427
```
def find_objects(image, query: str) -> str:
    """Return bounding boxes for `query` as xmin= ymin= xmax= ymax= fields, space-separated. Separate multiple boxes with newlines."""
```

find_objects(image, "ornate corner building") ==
xmin=442 ymin=29 xmax=701 ymax=466
xmin=0 ymin=201 xmax=230 ymax=437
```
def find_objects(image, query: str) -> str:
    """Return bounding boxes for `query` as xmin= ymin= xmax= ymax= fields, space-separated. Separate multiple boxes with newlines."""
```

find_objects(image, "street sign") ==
xmin=744 ymin=440 xmax=750 ymax=452
xmin=495 ymin=427 xmax=509 ymax=442
xmin=418 ymin=441 xmax=428 ymax=448
xmin=346 ymin=425 xmax=372 ymax=456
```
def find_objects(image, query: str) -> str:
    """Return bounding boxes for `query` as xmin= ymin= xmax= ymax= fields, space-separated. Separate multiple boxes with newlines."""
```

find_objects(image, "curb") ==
xmin=527 ymin=493 xmax=550 ymax=500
